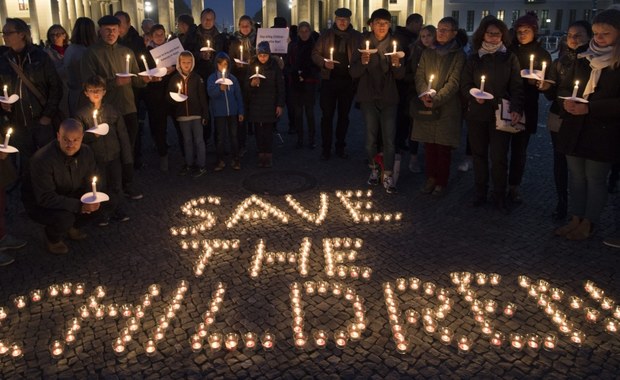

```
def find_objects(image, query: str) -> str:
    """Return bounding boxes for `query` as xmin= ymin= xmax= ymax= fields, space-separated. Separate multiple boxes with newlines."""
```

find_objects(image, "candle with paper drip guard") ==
xmin=330 ymin=47 xmax=334 ymax=61
xmin=125 ymin=54 xmax=130 ymax=74
xmin=3 ymin=128 xmax=11 ymax=148
xmin=141 ymin=55 xmax=149 ymax=71
xmin=392 ymin=41 xmax=397 ymax=54
xmin=177 ymin=82 xmax=182 ymax=95
xmin=572 ymin=81 xmax=579 ymax=98
xmin=91 ymin=176 xmax=98 ymax=197
xmin=480 ymin=76 xmax=486 ymax=93
xmin=540 ymin=61 xmax=547 ymax=81
xmin=222 ymin=69 xmax=226 ymax=79
xmin=529 ymin=54 xmax=534 ymax=73
xmin=365 ymin=40 xmax=370 ymax=50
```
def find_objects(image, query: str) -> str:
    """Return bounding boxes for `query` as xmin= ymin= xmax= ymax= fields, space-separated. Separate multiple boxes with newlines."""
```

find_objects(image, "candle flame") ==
xmin=141 ymin=55 xmax=145 ymax=60
xmin=2 ymin=85 xmax=6 ymax=91
xmin=481 ymin=75 xmax=485 ymax=81
xmin=178 ymin=82 xmax=182 ymax=89
xmin=92 ymin=176 xmax=97 ymax=184
xmin=93 ymin=110 xmax=98 ymax=118
xmin=430 ymin=74 xmax=434 ymax=82
xmin=6 ymin=128 xmax=12 ymax=135
xmin=126 ymin=54 xmax=130 ymax=60
xmin=575 ymin=80 xmax=579 ymax=86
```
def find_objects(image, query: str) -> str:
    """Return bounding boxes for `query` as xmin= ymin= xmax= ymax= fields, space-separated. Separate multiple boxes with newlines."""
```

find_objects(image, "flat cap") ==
xmin=370 ymin=8 xmax=392 ymax=23
xmin=334 ymin=8 xmax=352 ymax=18
xmin=98 ymin=15 xmax=121 ymax=26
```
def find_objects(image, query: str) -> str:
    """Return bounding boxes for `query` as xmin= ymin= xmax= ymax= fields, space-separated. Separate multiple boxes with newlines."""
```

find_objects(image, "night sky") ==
xmin=192 ymin=0 xmax=263 ymax=28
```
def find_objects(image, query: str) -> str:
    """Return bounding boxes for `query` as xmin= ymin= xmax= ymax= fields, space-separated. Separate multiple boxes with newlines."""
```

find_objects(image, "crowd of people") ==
xmin=0 ymin=6 xmax=619 ymax=261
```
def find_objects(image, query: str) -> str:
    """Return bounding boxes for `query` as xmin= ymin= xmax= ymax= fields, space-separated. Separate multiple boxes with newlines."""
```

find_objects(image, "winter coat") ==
xmin=509 ymin=40 xmax=551 ymax=133
xmin=118 ymin=26 xmax=149 ymax=71
xmin=311 ymin=25 xmax=362 ymax=80
xmin=461 ymin=50 xmax=523 ymax=122
xmin=228 ymin=31 xmax=256 ymax=86
xmin=245 ymin=57 xmax=285 ymax=124
xmin=545 ymin=44 xmax=588 ymax=115
xmin=0 ymin=44 xmax=63 ymax=125
xmin=194 ymin=26 xmax=229 ymax=80
xmin=556 ymin=58 xmax=620 ymax=163
xmin=74 ymin=103 xmax=133 ymax=165
xmin=411 ymin=40 xmax=466 ymax=148
xmin=168 ymin=53 xmax=209 ymax=121
xmin=23 ymin=141 xmax=96 ymax=214
xmin=349 ymin=32 xmax=406 ymax=105
xmin=207 ymin=70 xmax=244 ymax=118
xmin=80 ymin=40 xmax=146 ymax=115
xmin=62 ymin=43 xmax=89 ymax=115
xmin=287 ymin=37 xmax=321 ymax=93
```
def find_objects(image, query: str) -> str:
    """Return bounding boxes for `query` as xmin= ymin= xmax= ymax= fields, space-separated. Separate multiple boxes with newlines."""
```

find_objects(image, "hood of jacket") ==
xmin=176 ymin=50 xmax=195 ymax=77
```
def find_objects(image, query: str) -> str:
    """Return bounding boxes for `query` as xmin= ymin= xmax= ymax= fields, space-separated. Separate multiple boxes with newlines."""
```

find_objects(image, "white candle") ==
xmin=427 ymin=74 xmax=434 ymax=92
xmin=141 ymin=55 xmax=149 ymax=71
xmin=572 ymin=80 xmax=579 ymax=98
xmin=365 ymin=40 xmax=370 ymax=50
xmin=393 ymin=41 xmax=397 ymax=54
xmin=91 ymin=176 xmax=97 ymax=196
xmin=2 ymin=85 xmax=7 ymax=99
xmin=207 ymin=40 xmax=211 ymax=49
xmin=529 ymin=54 xmax=534 ymax=73
xmin=480 ymin=75 xmax=486 ymax=93
xmin=540 ymin=61 xmax=547 ymax=80
xmin=240 ymin=45 xmax=243 ymax=61
xmin=155 ymin=58 xmax=160 ymax=67
xmin=93 ymin=110 xmax=98 ymax=128
xmin=330 ymin=47 xmax=334 ymax=61
xmin=3 ymin=128 xmax=11 ymax=148
xmin=222 ymin=69 xmax=226 ymax=79
xmin=125 ymin=54 xmax=130 ymax=74
xmin=255 ymin=66 xmax=259 ymax=75
xmin=177 ymin=82 xmax=182 ymax=95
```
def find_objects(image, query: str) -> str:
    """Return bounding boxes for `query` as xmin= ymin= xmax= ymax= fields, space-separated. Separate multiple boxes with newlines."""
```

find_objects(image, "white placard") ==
xmin=256 ymin=28 xmax=289 ymax=54
xmin=149 ymin=38 xmax=184 ymax=68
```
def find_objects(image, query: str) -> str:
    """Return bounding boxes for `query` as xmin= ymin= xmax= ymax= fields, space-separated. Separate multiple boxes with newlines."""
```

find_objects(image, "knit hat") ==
xmin=514 ymin=12 xmax=539 ymax=34
xmin=257 ymin=41 xmax=271 ymax=54
xmin=273 ymin=17 xmax=287 ymax=28
xmin=98 ymin=15 xmax=121 ymax=26
xmin=370 ymin=8 xmax=392 ymax=23
xmin=335 ymin=8 xmax=352 ymax=18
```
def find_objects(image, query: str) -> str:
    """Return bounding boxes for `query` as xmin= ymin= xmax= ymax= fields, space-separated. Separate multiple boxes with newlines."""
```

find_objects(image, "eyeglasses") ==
xmin=52 ymin=32 xmax=66 ymax=37
xmin=485 ymin=32 xmax=502 ymax=37
xmin=437 ymin=28 xmax=455 ymax=34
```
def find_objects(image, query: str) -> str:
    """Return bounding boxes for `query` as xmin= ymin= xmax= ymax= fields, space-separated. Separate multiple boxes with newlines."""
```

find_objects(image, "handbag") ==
xmin=495 ymin=99 xmax=525 ymax=133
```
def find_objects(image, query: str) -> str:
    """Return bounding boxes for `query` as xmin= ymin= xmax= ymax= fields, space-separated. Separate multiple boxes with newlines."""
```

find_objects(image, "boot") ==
xmin=264 ymin=153 xmax=273 ymax=168
xmin=566 ymin=218 xmax=593 ymax=241
xmin=552 ymin=194 xmax=567 ymax=221
xmin=554 ymin=215 xmax=581 ymax=236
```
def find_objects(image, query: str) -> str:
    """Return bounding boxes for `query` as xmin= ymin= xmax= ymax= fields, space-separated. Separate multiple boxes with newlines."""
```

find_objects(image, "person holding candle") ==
xmin=21 ymin=119 xmax=100 ymax=255
xmin=507 ymin=12 xmax=552 ymax=205
xmin=461 ymin=17 xmax=523 ymax=211
xmin=194 ymin=8 xmax=229 ymax=80
xmin=412 ymin=17 xmax=466 ymax=196
xmin=246 ymin=41 xmax=285 ymax=168
xmin=75 ymin=75 xmax=133 ymax=226
xmin=207 ymin=52 xmax=244 ymax=171
xmin=542 ymin=20 xmax=592 ymax=221
xmin=168 ymin=51 xmax=210 ymax=177
xmin=350 ymin=9 xmax=405 ymax=194
xmin=554 ymin=9 xmax=620 ymax=240
xmin=311 ymin=7 xmax=362 ymax=160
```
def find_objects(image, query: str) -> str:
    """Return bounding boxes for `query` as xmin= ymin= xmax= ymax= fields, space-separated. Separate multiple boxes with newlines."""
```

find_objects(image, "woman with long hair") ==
xmin=62 ymin=17 xmax=96 ymax=116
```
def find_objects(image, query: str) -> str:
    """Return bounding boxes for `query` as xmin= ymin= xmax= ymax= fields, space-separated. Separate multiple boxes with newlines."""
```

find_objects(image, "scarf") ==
xmin=478 ymin=41 xmax=506 ymax=57
xmin=434 ymin=39 xmax=458 ymax=56
xmin=578 ymin=39 xmax=614 ymax=99
xmin=333 ymin=24 xmax=352 ymax=55
xmin=372 ymin=34 xmax=392 ymax=74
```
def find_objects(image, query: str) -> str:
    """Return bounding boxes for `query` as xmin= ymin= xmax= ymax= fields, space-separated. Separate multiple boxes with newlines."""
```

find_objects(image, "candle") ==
xmin=50 ymin=340 xmax=65 ymax=358
xmin=395 ymin=278 xmax=407 ymax=292
xmin=62 ymin=282 xmax=72 ymax=296
xmin=222 ymin=68 xmax=226 ymax=79
xmin=405 ymin=309 xmax=419 ymax=325
xmin=255 ymin=66 xmax=259 ymax=76
xmin=347 ymin=323 xmax=361 ymax=341
xmin=155 ymin=58 xmax=160 ymax=67
xmin=152 ymin=327 xmax=166 ymax=341
xmin=361 ymin=267 xmax=372 ymax=280
xmin=313 ymin=330 xmax=327 ymax=348
xmin=0 ymin=307 xmax=7 ymax=321
xmin=94 ymin=305 xmax=105 ymax=320
xmin=601 ymin=297 xmax=615 ymax=310
xmin=392 ymin=41 xmax=397 ymax=54
xmin=141 ymin=55 xmax=149 ymax=71
xmin=330 ymin=47 xmax=334 ymax=61
xmin=112 ymin=337 xmax=126 ymax=355
xmin=10 ymin=343 xmax=23 ymax=359
xmin=518 ymin=275 xmax=531 ymax=288
xmin=30 ymin=289 xmax=42 ymax=302
xmin=3 ymin=128 xmax=12 ymax=148
xmin=490 ymin=331 xmax=504 ymax=348
xmin=177 ymin=82 xmax=182 ymax=95
xmin=334 ymin=330 xmax=348 ymax=348
xmin=74 ymin=283 xmax=85 ymax=295
xmin=605 ymin=318 xmax=618 ymax=333
xmin=543 ymin=333 xmax=557 ymax=351
xmin=585 ymin=307 xmax=600 ymax=323
xmin=243 ymin=332 xmax=257 ymax=349
xmin=550 ymin=288 xmax=564 ymax=301
xmin=503 ymin=302 xmax=516 ymax=317
xmin=2 ymin=85 xmax=7 ymax=99
xmin=261 ymin=331 xmax=275 ymax=350
xmin=569 ymin=296 xmax=583 ymax=309
xmin=526 ymin=333 xmax=541 ymax=351
xmin=365 ymin=40 xmax=370 ymax=50
xmin=127 ymin=317 xmax=140 ymax=332
xmin=107 ymin=304 xmax=119 ymax=318
xmin=0 ymin=340 xmax=8 ymax=356
xmin=190 ymin=334 xmax=203 ymax=352
xmin=572 ymin=80 xmax=579 ymax=98
xmin=294 ymin=332 xmax=307 ymax=349
xmin=144 ymin=339 xmax=157 ymax=356
xmin=225 ymin=333 xmax=239 ymax=351
xmin=481 ymin=320 xmax=494 ymax=336
xmin=457 ymin=335 xmax=472 ymax=354
xmin=439 ymin=327 xmax=453 ymax=345
xmin=489 ymin=273 xmax=501 ymax=285
xmin=510 ymin=333 xmax=524 ymax=350
xmin=125 ymin=54 xmax=130 ymax=74
xmin=13 ymin=296 xmax=26 ymax=309
xmin=540 ymin=61 xmax=547 ymax=80
xmin=93 ymin=109 xmax=99 ymax=128
xmin=64 ymin=328 xmax=76 ymax=344
xmin=480 ymin=75 xmax=486 ymax=93
xmin=529 ymin=54 xmax=534 ymax=73
xmin=207 ymin=40 xmax=211 ymax=49
xmin=148 ymin=284 xmax=160 ymax=297
xmin=239 ymin=45 xmax=243 ymax=61
xmin=427 ymin=75 xmax=434 ymax=92
xmin=570 ymin=330 xmax=585 ymax=346
xmin=91 ymin=176 xmax=97 ymax=196
xmin=68 ymin=318 xmax=81 ymax=332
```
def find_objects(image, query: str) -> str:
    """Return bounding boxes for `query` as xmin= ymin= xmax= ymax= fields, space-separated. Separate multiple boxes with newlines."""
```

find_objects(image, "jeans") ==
xmin=179 ymin=119 xmax=206 ymax=167
xmin=424 ymin=143 xmax=452 ymax=187
xmin=566 ymin=155 xmax=611 ymax=224
xmin=489 ymin=129 xmax=530 ymax=195
xmin=361 ymin=101 xmax=397 ymax=174
xmin=214 ymin=116 xmax=239 ymax=161
xmin=319 ymin=77 xmax=356 ymax=154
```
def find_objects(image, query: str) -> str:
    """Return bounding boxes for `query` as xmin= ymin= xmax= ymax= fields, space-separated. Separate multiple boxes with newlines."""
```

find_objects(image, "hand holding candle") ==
xmin=3 ymin=128 xmax=11 ymax=148
xmin=125 ymin=54 xmax=130 ymax=74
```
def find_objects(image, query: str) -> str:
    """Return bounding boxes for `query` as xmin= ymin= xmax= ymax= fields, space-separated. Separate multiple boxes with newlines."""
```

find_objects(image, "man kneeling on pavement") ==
xmin=22 ymin=119 xmax=102 ymax=255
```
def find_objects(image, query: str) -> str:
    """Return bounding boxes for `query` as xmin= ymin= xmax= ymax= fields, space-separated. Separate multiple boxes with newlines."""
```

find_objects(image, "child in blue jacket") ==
xmin=207 ymin=52 xmax=245 ymax=171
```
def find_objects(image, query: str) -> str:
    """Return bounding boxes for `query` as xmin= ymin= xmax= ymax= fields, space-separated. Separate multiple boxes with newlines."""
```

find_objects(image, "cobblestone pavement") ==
xmin=0 ymin=97 xmax=619 ymax=379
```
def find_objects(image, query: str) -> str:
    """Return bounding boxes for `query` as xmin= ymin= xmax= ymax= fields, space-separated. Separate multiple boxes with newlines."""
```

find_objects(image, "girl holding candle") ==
xmin=246 ymin=41 xmax=285 ymax=168
xmin=555 ymin=9 xmax=620 ymax=240
xmin=461 ymin=17 xmax=523 ymax=211
xmin=412 ymin=17 xmax=466 ymax=196
xmin=542 ymin=20 xmax=592 ymax=221
xmin=507 ymin=13 xmax=552 ymax=205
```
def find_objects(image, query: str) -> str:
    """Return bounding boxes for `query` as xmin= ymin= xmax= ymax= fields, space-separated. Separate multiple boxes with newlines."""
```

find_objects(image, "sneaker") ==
xmin=420 ymin=178 xmax=436 ymax=194
xmin=193 ymin=167 xmax=208 ymax=178
xmin=384 ymin=175 xmax=397 ymax=194
xmin=68 ymin=227 xmax=87 ymax=241
xmin=178 ymin=165 xmax=191 ymax=176
xmin=232 ymin=160 xmax=241 ymax=170
xmin=0 ymin=234 xmax=27 ymax=251
xmin=603 ymin=235 xmax=620 ymax=248
xmin=47 ymin=240 xmax=69 ymax=255
xmin=458 ymin=158 xmax=473 ymax=172
xmin=408 ymin=156 xmax=421 ymax=173
xmin=214 ymin=161 xmax=226 ymax=172
xmin=367 ymin=169 xmax=380 ymax=186
xmin=0 ymin=252 xmax=14 ymax=266
xmin=124 ymin=185 xmax=144 ymax=200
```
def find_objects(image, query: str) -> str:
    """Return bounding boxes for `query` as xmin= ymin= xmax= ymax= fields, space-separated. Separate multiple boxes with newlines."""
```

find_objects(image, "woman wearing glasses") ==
xmin=45 ymin=24 xmax=69 ymax=117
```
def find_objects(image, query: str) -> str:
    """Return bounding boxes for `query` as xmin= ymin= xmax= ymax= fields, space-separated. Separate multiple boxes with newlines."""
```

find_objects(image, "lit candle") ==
xmin=529 ymin=54 xmax=534 ymax=73
xmin=334 ymin=330 xmax=348 ymax=348
xmin=190 ymin=334 xmax=203 ymax=352
xmin=392 ymin=41 xmax=397 ymax=54
xmin=457 ymin=335 xmax=472 ymax=354
xmin=330 ymin=47 xmax=334 ymax=61
xmin=0 ymin=340 xmax=8 ymax=356
xmin=313 ymin=330 xmax=327 ymax=348
xmin=2 ymin=85 xmax=7 ymax=99
xmin=365 ymin=40 xmax=370 ymax=50
xmin=490 ymin=331 xmax=504 ymax=348
xmin=605 ymin=318 xmax=618 ymax=333
xmin=601 ymin=297 xmax=614 ymax=310
xmin=48 ymin=284 xmax=60 ymax=297
xmin=155 ymin=58 xmax=160 ymax=67
xmin=49 ymin=340 xmax=65 ymax=358
xmin=13 ymin=296 xmax=26 ymax=309
xmin=10 ymin=343 xmax=23 ymax=359
xmin=141 ymin=55 xmax=149 ymax=71
xmin=3 ymin=128 xmax=12 ymax=148
xmin=177 ymin=82 xmax=182 ymax=95
xmin=207 ymin=40 xmax=211 ymax=49
xmin=239 ymin=45 xmax=243 ymax=61
xmin=112 ymin=337 xmax=126 ymax=355
xmin=480 ymin=75 xmax=486 ymax=93
xmin=222 ymin=68 xmax=226 ymax=79
xmin=427 ymin=74 xmax=434 ymax=92
xmin=243 ymin=332 xmax=257 ymax=349
xmin=510 ymin=333 xmax=524 ymax=350
xmin=572 ymin=80 xmax=579 ymax=98
xmin=92 ymin=110 xmax=98 ymax=128
xmin=570 ymin=330 xmax=585 ymax=346
xmin=148 ymin=284 xmax=160 ymax=297
xmin=125 ymin=54 xmax=130 ymax=74
xmin=255 ymin=66 xmax=259 ymax=76
xmin=526 ymin=333 xmax=541 ymax=351
xmin=569 ymin=296 xmax=583 ymax=309
xmin=585 ymin=307 xmax=600 ymax=323
xmin=489 ymin=273 xmax=501 ymax=285
xmin=261 ymin=331 xmax=275 ymax=350
xmin=91 ymin=176 xmax=97 ymax=196
xmin=144 ymin=339 xmax=157 ymax=356
xmin=225 ymin=333 xmax=239 ymax=351
xmin=439 ymin=327 xmax=453 ymax=345
xmin=30 ymin=289 xmax=42 ymax=302
xmin=543 ymin=333 xmax=557 ymax=351
xmin=540 ymin=61 xmax=547 ymax=80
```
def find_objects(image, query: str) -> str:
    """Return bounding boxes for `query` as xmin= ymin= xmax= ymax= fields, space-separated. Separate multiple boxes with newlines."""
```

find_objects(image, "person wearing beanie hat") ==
xmin=311 ymin=7 xmax=362 ymax=160
xmin=273 ymin=17 xmax=288 ymax=28
xmin=257 ymin=41 xmax=271 ymax=54
xmin=507 ymin=11 xmax=551 ymax=205
xmin=350 ymin=8 xmax=406 ymax=194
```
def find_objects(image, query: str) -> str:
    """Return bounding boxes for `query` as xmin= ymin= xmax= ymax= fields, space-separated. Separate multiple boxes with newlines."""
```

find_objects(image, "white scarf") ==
xmin=578 ymin=39 xmax=613 ymax=99
xmin=478 ymin=42 xmax=506 ymax=57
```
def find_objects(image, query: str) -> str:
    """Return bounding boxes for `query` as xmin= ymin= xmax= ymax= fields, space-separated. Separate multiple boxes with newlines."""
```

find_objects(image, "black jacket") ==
xmin=461 ymin=50 xmax=524 ymax=121
xmin=168 ymin=71 xmax=209 ymax=121
xmin=286 ymin=37 xmax=320 ymax=89
xmin=556 ymin=58 xmax=620 ymax=163
xmin=118 ymin=26 xmax=149 ymax=71
xmin=245 ymin=57 xmax=285 ymax=123
xmin=545 ymin=44 xmax=588 ymax=115
xmin=23 ymin=141 xmax=96 ymax=213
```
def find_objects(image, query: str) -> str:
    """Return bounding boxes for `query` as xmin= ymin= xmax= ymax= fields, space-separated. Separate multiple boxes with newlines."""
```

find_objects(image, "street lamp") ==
xmin=145 ymin=1 xmax=153 ymax=18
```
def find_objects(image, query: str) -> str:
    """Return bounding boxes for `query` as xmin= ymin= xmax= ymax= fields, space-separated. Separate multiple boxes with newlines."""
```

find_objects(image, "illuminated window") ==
xmin=541 ymin=10 xmax=549 ymax=28
xmin=497 ymin=10 xmax=505 ymax=21
xmin=481 ymin=10 xmax=489 ymax=18
xmin=18 ymin=0 xmax=28 ymax=11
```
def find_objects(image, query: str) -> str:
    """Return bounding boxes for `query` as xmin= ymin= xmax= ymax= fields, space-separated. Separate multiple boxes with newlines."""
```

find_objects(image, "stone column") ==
xmin=157 ymin=0 xmax=170 ymax=31
xmin=298 ymin=0 xmax=310 ymax=23
xmin=26 ymin=0 xmax=41 ymax=44
xmin=67 ymin=0 xmax=76 ymax=28
xmin=312 ymin=0 xmax=320 ymax=31
xmin=75 ymin=0 xmax=84 ymax=18
xmin=50 ymin=0 xmax=61 ymax=25
xmin=82 ymin=0 xmax=91 ymax=18
xmin=263 ymin=0 xmax=277 ymax=27
xmin=192 ymin=0 xmax=202 ymax=27
xmin=233 ymin=0 xmax=245 ymax=26
xmin=0 ymin=1 xmax=7 ymax=28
